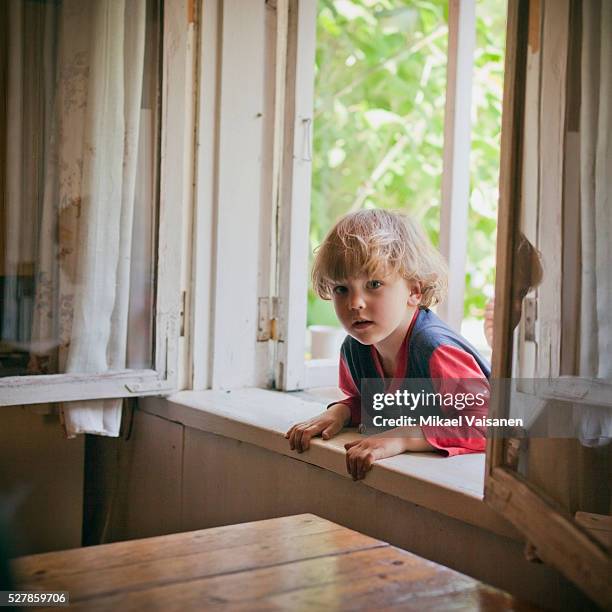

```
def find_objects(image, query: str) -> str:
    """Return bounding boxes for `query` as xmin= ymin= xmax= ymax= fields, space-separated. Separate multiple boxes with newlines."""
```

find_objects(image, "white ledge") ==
xmin=141 ymin=388 xmax=518 ymax=540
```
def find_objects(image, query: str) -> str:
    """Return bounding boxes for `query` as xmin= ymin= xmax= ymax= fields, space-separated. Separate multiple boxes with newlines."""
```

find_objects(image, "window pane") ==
xmin=0 ymin=0 xmax=161 ymax=377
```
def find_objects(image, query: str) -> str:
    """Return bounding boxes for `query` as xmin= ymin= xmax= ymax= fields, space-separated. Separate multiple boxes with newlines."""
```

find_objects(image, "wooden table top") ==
xmin=13 ymin=514 xmax=538 ymax=611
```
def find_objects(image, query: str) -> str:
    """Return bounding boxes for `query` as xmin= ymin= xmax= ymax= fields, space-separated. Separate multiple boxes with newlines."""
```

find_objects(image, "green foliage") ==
xmin=308 ymin=0 xmax=506 ymax=326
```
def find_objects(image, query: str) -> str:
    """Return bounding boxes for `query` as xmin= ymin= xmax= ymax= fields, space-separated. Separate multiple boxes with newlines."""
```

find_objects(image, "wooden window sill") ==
xmin=141 ymin=388 xmax=519 ymax=540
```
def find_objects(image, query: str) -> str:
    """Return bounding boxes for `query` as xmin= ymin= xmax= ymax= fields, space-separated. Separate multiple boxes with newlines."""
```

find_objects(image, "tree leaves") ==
xmin=308 ymin=0 xmax=506 ymax=325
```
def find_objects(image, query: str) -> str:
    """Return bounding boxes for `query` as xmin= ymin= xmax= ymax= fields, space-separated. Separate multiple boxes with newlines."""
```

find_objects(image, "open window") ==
xmin=274 ymin=0 xmax=504 ymax=391
xmin=485 ymin=0 xmax=611 ymax=607
xmin=0 ymin=0 xmax=195 ymax=413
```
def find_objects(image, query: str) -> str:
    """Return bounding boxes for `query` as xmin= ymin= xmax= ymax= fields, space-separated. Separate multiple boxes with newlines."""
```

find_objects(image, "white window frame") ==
xmin=0 ymin=0 xmax=196 ymax=407
xmin=274 ymin=0 xmax=476 ymax=391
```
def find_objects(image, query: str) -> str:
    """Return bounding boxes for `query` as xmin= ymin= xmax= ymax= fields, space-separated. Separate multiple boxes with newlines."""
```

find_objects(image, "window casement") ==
xmin=273 ymin=0 xmax=478 ymax=391
xmin=0 ymin=0 xmax=196 ymax=407
xmin=485 ymin=1 xmax=611 ymax=608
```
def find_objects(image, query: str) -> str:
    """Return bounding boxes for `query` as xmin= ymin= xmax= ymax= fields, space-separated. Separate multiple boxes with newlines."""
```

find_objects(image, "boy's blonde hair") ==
xmin=312 ymin=209 xmax=448 ymax=308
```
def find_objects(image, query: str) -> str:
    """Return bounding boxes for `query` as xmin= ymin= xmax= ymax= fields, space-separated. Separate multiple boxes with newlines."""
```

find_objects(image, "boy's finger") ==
xmin=301 ymin=432 xmax=313 ymax=450
xmin=350 ymin=452 xmax=360 ymax=480
xmin=321 ymin=420 xmax=341 ymax=440
xmin=293 ymin=429 xmax=304 ymax=452
xmin=344 ymin=440 xmax=359 ymax=450
xmin=288 ymin=430 xmax=297 ymax=450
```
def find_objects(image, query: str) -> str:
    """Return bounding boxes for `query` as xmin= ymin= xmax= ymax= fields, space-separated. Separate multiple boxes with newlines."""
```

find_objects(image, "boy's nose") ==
xmin=349 ymin=292 xmax=366 ymax=310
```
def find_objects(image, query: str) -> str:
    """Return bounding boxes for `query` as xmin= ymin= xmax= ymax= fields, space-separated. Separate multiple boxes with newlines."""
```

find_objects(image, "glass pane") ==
xmin=0 ymin=0 xmax=161 ymax=376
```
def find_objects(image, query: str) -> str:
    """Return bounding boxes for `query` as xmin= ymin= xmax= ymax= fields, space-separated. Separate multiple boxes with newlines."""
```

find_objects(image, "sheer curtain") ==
xmin=59 ymin=0 xmax=146 ymax=436
xmin=577 ymin=0 xmax=611 ymax=446
xmin=4 ymin=0 xmax=147 ymax=437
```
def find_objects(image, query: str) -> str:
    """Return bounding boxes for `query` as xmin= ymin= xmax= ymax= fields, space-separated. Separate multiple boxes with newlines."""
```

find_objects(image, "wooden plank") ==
xmin=0 ymin=369 xmax=167 ymax=407
xmin=13 ymin=515 xmax=335 ymax=578
xmin=58 ymin=549 xmax=514 ymax=612
xmin=14 ymin=515 xmax=537 ymax=612
xmin=438 ymin=0 xmax=476 ymax=332
xmin=535 ymin=0 xmax=569 ymax=379
xmin=15 ymin=525 xmax=384 ymax=603
xmin=228 ymin=566 xmax=533 ymax=612
xmin=275 ymin=0 xmax=317 ymax=390
xmin=155 ymin=0 xmax=192 ymax=386
xmin=52 ymin=547 xmax=410 ymax=612
xmin=486 ymin=467 xmax=610 ymax=609
xmin=486 ymin=0 xmax=530 ymax=473
xmin=559 ymin=0 xmax=582 ymax=376
xmin=209 ymin=0 xmax=267 ymax=389
xmin=575 ymin=512 xmax=612 ymax=550
xmin=190 ymin=0 xmax=220 ymax=390
xmin=516 ymin=0 xmax=542 ymax=384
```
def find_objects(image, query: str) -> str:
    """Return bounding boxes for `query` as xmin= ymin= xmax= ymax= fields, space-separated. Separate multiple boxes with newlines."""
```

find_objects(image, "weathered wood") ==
xmin=156 ymin=0 xmax=193 ymax=387
xmin=486 ymin=0 xmax=530 ymax=474
xmin=1 ymin=0 xmax=192 ymax=406
xmin=486 ymin=468 xmax=610 ymax=609
xmin=575 ymin=512 xmax=612 ymax=550
xmin=209 ymin=0 xmax=268 ymax=389
xmin=0 ymin=369 xmax=166 ymax=407
xmin=536 ymin=0 xmax=570 ymax=379
xmin=276 ymin=0 xmax=317 ymax=390
xmin=13 ymin=514 xmax=538 ymax=612
xmin=14 ymin=514 xmax=335 ymax=579
xmin=438 ymin=0 xmax=476 ymax=332
xmin=17 ymin=528 xmax=381 ymax=602
xmin=516 ymin=0 xmax=541 ymax=385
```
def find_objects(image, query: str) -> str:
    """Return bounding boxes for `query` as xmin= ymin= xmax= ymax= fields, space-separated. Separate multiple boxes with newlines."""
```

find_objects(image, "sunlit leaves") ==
xmin=309 ymin=0 xmax=506 ymax=324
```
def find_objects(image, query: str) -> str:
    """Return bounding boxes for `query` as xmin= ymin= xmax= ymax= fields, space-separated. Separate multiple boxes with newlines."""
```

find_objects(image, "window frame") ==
xmin=0 ymin=0 xmax=196 ymax=407
xmin=274 ymin=0 xmax=477 ymax=391
xmin=484 ymin=1 xmax=610 ymax=608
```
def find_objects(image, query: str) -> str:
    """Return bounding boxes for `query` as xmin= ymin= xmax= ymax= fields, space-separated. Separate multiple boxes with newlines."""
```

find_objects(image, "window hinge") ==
xmin=257 ymin=296 xmax=281 ymax=341
xmin=523 ymin=297 xmax=537 ymax=341
xmin=180 ymin=290 xmax=186 ymax=337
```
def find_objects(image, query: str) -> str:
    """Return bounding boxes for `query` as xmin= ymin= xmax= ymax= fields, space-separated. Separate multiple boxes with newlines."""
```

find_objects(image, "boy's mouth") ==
xmin=352 ymin=319 xmax=373 ymax=330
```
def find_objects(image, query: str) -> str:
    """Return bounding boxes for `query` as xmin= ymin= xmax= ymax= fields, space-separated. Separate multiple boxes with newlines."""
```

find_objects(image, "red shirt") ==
xmin=336 ymin=310 xmax=489 ymax=456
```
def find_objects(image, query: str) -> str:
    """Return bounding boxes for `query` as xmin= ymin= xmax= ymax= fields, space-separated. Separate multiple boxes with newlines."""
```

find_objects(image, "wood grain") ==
xmin=13 ymin=514 xmax=539 ymax=611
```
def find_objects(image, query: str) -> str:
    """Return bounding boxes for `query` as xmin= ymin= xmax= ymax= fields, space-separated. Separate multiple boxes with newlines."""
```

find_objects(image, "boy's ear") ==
xmin=407 ymin=281 xmax=422 ymax=306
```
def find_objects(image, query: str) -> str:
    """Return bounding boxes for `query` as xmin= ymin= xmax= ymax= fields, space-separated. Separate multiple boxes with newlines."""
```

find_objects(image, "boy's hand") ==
xmin=344 ymin=435 xmax=409 ymax=480
xmin=285 ymin=403 xmax=350 ymax=452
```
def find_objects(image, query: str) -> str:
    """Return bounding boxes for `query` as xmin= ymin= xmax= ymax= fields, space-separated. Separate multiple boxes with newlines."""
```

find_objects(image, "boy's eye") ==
xmin=366 ymin=280 xmax=383 ymax=290
xmin=332 ymin=285 xmax=348 ymax=295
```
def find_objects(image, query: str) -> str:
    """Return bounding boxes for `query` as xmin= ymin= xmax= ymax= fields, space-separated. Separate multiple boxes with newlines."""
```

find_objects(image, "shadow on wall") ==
xmin=0 ymin=502 xmax=15 ymax=590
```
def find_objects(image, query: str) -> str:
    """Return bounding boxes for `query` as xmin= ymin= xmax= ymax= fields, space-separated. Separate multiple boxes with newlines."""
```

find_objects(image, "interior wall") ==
xmin=0 ymin=407 xmax=84 ymax=556
xmin=97 ymin=405 xmax=595 ymax=612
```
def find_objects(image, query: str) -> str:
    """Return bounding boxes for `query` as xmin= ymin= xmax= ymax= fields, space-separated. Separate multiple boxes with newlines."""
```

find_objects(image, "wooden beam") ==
xmin=275 ymin=0 xmax=317 ymax=390
xmin=438 ymin=0 xmax=476 ymax=331
xmin=486 ymin=467 xmax=610 ymax=608
xmin=486 ymin=0 xmax=530 ymax=474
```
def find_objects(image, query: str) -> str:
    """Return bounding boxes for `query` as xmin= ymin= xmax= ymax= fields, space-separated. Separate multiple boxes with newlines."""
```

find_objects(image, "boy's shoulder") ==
xmin=410 ymin=308 xmax=491 ymax=377
xmin=410 ymin=308 xmax=460 ymax=348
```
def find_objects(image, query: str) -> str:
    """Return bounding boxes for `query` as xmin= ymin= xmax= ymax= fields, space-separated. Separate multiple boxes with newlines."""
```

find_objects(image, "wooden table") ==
xmin=13 ymin=514 xmax=537 ymax=611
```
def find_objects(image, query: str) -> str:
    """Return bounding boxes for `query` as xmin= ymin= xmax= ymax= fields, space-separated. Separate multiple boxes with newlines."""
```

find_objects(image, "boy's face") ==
xmin=331 ymin=271 xmax=421 ymax=346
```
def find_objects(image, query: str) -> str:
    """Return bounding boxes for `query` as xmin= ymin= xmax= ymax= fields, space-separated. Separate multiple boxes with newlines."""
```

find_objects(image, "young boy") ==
xmin=285 ymin=209 xmax=491 ymax=480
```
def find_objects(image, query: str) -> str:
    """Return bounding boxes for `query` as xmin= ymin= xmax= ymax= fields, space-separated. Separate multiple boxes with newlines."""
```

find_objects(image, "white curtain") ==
xmin=5 ymin=0 xmax=147 ymax=437
xmin=59 ymin=0 xmax=146 ymax=437
xmin=576 ymin=0 xmax=612 ymax=446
